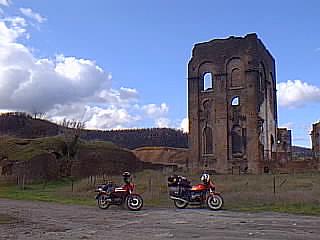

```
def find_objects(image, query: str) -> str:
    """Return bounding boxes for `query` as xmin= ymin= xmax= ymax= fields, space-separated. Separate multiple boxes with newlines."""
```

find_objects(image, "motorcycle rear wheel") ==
xmin=207 ymin=194 xmax=223 ymax=210
xmin=97 ymin=195 xmax=110 ymax=209
xmin=126 ymin=194 xmax=143 ymax=211
xmin=174 ymin=199 xmax=188 ymax=209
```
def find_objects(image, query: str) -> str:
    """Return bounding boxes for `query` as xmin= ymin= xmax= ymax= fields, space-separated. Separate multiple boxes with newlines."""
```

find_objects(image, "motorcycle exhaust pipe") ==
xmin=169 ymin=196 xmax=189 ymax=203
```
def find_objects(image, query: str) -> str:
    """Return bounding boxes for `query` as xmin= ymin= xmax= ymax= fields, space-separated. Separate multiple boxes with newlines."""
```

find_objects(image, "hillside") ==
xmin=292 ymin=146 xmax=313 ymax=158
xmin=0 ymin=136 xmax=143 ymax=181
xmin=0 ymin=113 xmax=313 ymax=156
xmin=0 ymin=113 xmax=59 ymax=138
xmin=133 ymin=146 xmax=189 ymax=168
xmin=82 ymin=128 xmax=188 ymax=149
xmin=0 ymin=113 xmax=188 ymax=149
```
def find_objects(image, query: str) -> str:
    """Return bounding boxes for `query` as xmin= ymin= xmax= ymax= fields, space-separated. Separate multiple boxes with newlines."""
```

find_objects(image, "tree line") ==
xmin=0 ymin=112 xmax=188 ymax=149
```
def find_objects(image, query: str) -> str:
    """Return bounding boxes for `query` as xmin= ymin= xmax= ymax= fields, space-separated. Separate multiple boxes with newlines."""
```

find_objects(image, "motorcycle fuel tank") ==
xmin=191 ymin=184 xmax=207 ymax=191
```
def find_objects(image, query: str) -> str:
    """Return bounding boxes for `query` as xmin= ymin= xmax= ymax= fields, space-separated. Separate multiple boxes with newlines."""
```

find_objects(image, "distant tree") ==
xmin=59 ymin=119 xmax=86 ymax=176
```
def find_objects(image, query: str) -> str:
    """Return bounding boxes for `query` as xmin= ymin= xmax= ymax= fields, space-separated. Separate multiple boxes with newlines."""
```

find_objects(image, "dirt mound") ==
xmin=0 ymin=136 xmax=143 ymax=181
xmin=71 ymin=141 xmax=143 ymax=177
xmin=133 ymin=146 xmax=189 ymax=167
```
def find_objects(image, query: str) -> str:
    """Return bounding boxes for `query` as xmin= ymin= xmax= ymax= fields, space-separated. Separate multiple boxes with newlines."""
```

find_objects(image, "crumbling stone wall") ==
xmin=311 ymin=122 xmax=320 ymax=169
xmin=276 ymin=128 xmax=292 ymax=166
xmin=188 ymin=33 xmax=277 ymax=174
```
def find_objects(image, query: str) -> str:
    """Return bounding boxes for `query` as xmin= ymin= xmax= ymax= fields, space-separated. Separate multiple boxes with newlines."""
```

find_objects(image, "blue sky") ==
xmin=0 ymin=0 xmax=320 ymax=147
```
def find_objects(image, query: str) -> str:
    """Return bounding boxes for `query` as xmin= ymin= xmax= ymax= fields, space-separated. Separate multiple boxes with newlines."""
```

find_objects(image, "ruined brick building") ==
xmin=188 ymin=33 xmax=278 ymax=174
xmin=276 ymin=128 xmax=292 ymax=166
xmin=311 ymin=122 xmax=320 ymax=166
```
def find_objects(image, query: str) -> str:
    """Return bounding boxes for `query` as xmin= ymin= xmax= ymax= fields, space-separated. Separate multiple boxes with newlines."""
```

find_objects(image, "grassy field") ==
xmin=0 ymin=178 xmax=95 ymax=206
xmin=0 ymin=136 xmax=66 ymax=161
xmin=0 ymin=170 xmax=320 ymax=215
xmin=0 ymin=136 xmax=120 ymax=162
xmin=0 ymin=213 xmax=17 ymax=224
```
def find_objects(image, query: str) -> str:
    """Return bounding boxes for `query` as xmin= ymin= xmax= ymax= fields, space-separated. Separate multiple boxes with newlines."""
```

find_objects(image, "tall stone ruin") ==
xmin=276 ymin=128 xmax=292 ymax=166
xmin=188 ymin=33 xmax=277 ymax=174
xmin=311 ymin=122 xmax=320 ymax=169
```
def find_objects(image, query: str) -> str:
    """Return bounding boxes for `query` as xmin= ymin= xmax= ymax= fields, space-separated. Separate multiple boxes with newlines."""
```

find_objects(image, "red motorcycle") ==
xmin=95 ymin=172 xmax=143 ymax=211
xmin=168 ymin=174 xmax=223 ymax=210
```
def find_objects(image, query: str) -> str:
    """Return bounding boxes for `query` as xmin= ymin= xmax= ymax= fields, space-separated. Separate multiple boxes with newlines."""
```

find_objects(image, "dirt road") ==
xmin=0 ymin=199 xmax=319 ymax=240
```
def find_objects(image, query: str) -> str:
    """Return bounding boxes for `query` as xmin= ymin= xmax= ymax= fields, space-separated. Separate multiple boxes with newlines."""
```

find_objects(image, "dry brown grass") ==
xmin=0 ymin=214 xmax=17 ymax=224
xmin=66 ymin=170 xmax=320 ymax=211
xmin=2 ymin=170 xmax=319 ymax=214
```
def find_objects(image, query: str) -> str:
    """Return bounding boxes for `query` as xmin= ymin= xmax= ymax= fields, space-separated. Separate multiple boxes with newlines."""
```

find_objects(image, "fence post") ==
xmin=148 ymin=176 xmax=153 ymax=199
xmin=71 ymin=178 xmax=74 ymax=192
xmin=22 ymin=174 xmax=25 ymax=190
xmin=273 ymin=175 xmax=276 ymax=195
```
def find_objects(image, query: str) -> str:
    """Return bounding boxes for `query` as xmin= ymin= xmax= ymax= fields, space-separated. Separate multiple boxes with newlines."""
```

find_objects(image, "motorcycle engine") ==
xmin=112 ymin=198 xmax=122 ymax=204
xmin=190 ymin=192 xmax=201 ymax=201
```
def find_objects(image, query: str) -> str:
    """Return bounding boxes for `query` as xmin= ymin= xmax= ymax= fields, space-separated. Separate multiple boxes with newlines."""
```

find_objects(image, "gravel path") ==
xmin=0 ymin=199 xmax=319 ymax=240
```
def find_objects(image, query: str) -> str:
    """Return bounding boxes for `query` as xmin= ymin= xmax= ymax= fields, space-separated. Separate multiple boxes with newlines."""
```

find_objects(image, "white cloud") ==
xmin=0 ymin=108 xmax=13 ymax=114
xmin=19 ymin=8 xmax=46 ymax=23
xmin=85 ymin=107 xmax=140 ymax=129
xmin=119 ymin=87 xmax=139 ymax=100
xmin=47 ymin=104 xmax=140 ymax=130
xmin=277 ymin=80 xmax=320 ymax=108
xmin=142 ymin=103 xmax=168 ymax=118
xmin=0 ymin=14 xmax=173 ymax=130
xmin=0 ymin=0 xmax=10 ymax=6
xmin=155 ymin=117 xmax=170 ymax=128
xmin=180 ymin=117 xmax=189 ymax=133
xmin=0 ymin=17 xmax=28 ymax=43
xmin=0 ymin=16 xmax=130 ymax=129
xmin=278 ymin=122 xmax=294 ymax=130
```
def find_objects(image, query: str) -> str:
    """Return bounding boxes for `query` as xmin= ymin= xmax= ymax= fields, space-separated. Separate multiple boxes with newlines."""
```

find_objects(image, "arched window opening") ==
xmin=258 ymin=63 xmax=266 ymax=93
xmin=231 ymin=96 xmax=240 ymax=106
xmin=283 ymin=141 xmax=287 ymax=150
xmin=259 ymin=73 xmax=263 ymax=92
xmin=203 ymin=127 xmax=213 ymax=154
xmin=203 ymin=100 xmax=210 ymax=120
xmin=227 ymin=58 xmax=242 ymax=87
xmin=231 ymin=68 xmax=241 ymax=87
xmin=203 ymin=72 xmax=213 ymax=91
xmin=231 ymin=125 xmax=243 ymax=155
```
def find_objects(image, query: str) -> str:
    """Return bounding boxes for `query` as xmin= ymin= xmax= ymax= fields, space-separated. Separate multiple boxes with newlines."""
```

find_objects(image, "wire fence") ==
xmin=1 ymin=170 xmax=319 ymax=207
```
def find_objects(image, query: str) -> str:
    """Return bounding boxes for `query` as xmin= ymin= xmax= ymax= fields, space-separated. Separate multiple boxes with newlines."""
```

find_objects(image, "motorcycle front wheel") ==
xmin=97 ymin=195 xmax=110 ymax=209
xmin=207 ymin=194 xmax=223 ymax=210
xmin=126 ymin=194 xmax=143 ymax=211
xmin=173 ymin=199 xmax=188 ymax=209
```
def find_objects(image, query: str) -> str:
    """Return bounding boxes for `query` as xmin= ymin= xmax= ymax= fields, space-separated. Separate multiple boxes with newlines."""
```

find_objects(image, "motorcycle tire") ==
xmin=126 ymin=194 xmax=143 ymax=211
xmin=97 ymin=195 xmax=110 ymax=210
xmin=173 ymin=199 xmax=188 ymax=209
xmin=207 ymin=194 xmax=223 ymax=210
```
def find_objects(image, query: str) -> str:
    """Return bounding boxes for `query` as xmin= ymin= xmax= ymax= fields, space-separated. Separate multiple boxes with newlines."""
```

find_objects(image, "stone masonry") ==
xmin=276 ymin=128 xmax=292 ymax=166
xmin=188 ymin=33 xmax=277 ymax=174
xmin=311 ymin=122 xmax=320 ymax=168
